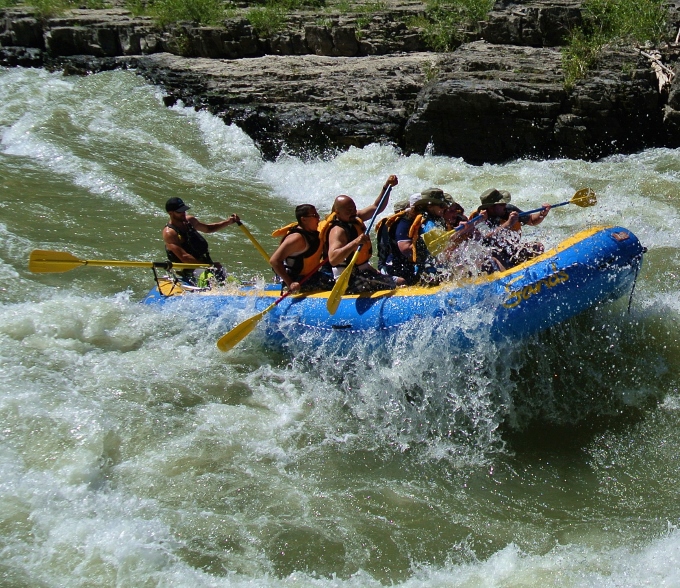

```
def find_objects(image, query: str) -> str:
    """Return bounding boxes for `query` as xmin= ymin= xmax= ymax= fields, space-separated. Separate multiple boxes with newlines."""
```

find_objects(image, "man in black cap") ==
xmin=162 ymin=197 xmax=240 ymax=281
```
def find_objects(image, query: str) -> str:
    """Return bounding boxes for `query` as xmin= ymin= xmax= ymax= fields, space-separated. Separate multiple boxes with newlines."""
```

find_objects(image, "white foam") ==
xmin=3 ymin=67 xmax=680 ymax=588
xmin=173 ymin=105 xmax=264 ymax=178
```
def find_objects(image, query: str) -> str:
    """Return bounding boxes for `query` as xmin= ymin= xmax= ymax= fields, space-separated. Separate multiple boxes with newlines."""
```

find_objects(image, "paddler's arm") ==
xmin=269 ymin=232 xmax=309 ymax=292
xmin=357 ymin=175 xmax=398 ymax=221
xmin=524 ymin=204 xmax=551 ymax=226
xmin=456 ymin=210 xmax=487 ymax=239
xmin=327 ymin=225 xmax=370 ymax=267
xmin=440 ymin=210 xmax=487 ymax=253
xmin=191 ymin=213 xmax=241 ymax=233
xmin=501 ymin=210 xmax=521 ymax=231
xmin=397 ymin=239 xmax=413 ymax=257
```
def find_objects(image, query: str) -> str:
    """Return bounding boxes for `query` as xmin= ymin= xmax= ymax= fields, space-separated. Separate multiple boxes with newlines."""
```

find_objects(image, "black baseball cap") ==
xmin=165 ymin=197 xmax=190 ymax=213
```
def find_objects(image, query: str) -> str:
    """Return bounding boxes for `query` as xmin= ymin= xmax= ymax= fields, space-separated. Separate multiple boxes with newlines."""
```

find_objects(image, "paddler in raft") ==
xmin=376 ymin=189 xmax=447 ymax=285
xmin=325 ymin=175 xmax=407 ymax=293
xmin=162 ymin=196 xmax=240 ymax=285
xmin=376 ymin=188 xmax=481 ymax=285
xmin=269 ymin=204 xmax=335 ymax=293
xmin=375 ymin=196 xmax=413 ymax=279
xmin=470 ymin=188 xmax=551 ymax=271
xmin=433 ymin=199 xmax=499 ymax=276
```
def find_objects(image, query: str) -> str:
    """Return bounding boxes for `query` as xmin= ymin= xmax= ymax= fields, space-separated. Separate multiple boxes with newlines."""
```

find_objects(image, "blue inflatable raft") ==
xmin=143 ymin=226 xmax=644 ymax=351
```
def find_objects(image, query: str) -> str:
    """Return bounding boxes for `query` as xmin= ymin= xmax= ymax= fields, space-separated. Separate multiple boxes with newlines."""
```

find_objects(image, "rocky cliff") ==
xmin=2 ymin=0 xmax=680 ymax=163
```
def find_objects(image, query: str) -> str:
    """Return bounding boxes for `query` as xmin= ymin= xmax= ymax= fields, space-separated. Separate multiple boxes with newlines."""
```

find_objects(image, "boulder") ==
xmin=404 ymin=42 xmax=668 ymax=162
xmin=2 ymin=2 xmax=680 ymax=162
xmin=405 ymin=42 xmax=566 ymax=163
xmin=481 ymin=0 xmax=583 ymax=47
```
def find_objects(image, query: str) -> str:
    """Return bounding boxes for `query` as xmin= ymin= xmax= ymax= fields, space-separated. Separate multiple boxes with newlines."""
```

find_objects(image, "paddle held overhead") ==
xmin=326 ymin=185 xmax=393 ymax=315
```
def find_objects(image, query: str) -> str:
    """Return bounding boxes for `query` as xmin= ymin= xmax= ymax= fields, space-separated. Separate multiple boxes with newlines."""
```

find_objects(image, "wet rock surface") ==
xmin=2 ymin=1 xmax=680 ymax=162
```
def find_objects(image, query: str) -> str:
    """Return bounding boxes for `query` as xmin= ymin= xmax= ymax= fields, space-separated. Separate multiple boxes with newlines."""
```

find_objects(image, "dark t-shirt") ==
xmin=393 ymin=217 xmax=413 ymax=248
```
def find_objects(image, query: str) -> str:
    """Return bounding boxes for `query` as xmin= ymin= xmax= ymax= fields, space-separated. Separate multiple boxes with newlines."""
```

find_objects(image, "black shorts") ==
xmin=346 ymin=266 xmax=398 ymax=294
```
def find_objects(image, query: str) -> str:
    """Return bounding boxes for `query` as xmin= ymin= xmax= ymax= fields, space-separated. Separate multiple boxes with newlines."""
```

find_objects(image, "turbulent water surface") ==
xmin=2 ymin=66 xmax=680 ymax=587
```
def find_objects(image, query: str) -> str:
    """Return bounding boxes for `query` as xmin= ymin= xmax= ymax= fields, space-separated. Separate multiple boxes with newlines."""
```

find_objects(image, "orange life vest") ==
xmin=322 ymin=212 xmax=372 ymax=267
xmin=271 ymin=221 xmax=326 ymax=278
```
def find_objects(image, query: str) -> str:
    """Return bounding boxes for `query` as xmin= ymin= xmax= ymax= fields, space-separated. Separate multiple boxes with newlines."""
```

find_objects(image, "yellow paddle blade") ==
xmin=422 ymin=228 xmax=446 ymax=249
xmin=237 ymin=223 xmax=271 ymax=264
xmin=424 ymin=228 xmax=457 ymax=257
xmin=571 ymin=188 xmax=597 ymax=207
xmin=216 ymin=302 xmax=277 ymax=352
xmin=326 ymin=252 xmax=358 ymax=315
xmin=29 ymin=250 xmax=85 ymax=273
xmin=29 ymin=249 xmax=210 ymax=273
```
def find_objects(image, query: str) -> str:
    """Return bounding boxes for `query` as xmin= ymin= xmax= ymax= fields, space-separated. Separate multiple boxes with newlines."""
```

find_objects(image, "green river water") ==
xmin=2 ymin=66 xmax=680 ymax=587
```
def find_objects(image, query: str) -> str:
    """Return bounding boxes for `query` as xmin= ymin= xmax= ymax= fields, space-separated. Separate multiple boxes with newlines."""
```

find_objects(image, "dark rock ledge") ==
xmin=3 ymin=1 xmax=680 ymax=163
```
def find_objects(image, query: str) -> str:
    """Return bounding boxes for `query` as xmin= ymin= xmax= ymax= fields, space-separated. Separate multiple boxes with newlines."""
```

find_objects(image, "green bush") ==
xmin=243 ymin=0 xmax=329 ymax=34
xmin=583 ymin=0 xmax=667 ymax=42
xmin=242 ymin=0 xmax=324 ymax=9
xmin=18 ymin=0 xmax=105 ymax=17
xmin=0 ymin=0 xmax=21 ymax=7
xmin=419 ymin=9 xmax=460 ymax=52
xmin=277 ymin=0 xmax=325 ymax=9
xmin=246 ymin=3 xmax=286 ymax=35
xmin=148 ymin=0 xmax=225 ymax=26
xmin=124 ymin=0 xmax=147 ymax=17
xmin=455 ymin=0 xmax=494 ymax=24
xmin=413 ymin=0 xmax=493 ymax=52
xmin=562 ymin=0 xmax=668 ymax=88
xmin=562 ymin=29 xmax=607 ymax=89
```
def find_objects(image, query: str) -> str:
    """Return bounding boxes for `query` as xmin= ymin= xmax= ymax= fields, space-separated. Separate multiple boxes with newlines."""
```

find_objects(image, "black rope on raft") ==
xmin=151 ymin=264 xmax=182 ymax=298
xmin=627 ymin=251 xmax=645 ymax=314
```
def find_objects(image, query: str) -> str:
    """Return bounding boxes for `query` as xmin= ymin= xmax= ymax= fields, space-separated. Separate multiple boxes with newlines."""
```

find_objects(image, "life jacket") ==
xmin=408 ymin=214 xmax=427 ymax=263
xmin=165 ymin=222 xmax=213 ymax=264
xmin=323 ymin=213 xmax=371 ymax=268
xmin=378 ymin=213 xmax=432 ymax=285
xmin=270 ymin=222 xmax=324 ymax=279
xmin=376 ymin=210 xmax=408 ymax=269
xmin=409 ymin=214 xmax=442 ymax=263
